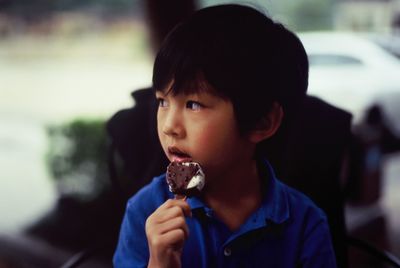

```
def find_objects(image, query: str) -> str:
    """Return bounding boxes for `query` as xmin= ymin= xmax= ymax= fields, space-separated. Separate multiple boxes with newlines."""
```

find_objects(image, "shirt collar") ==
xmin=186 ymin=159 xmax=290 ymax=225
xmin=259 ymin=159 xmax=290 ymax=224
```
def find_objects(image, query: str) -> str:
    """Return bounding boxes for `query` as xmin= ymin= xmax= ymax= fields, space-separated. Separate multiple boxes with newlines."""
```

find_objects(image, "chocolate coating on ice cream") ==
xmin=166 ymin=161 xmax=205 ymax=197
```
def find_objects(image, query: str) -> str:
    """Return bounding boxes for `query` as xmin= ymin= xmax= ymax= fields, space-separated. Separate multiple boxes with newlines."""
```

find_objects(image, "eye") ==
xmin=157 ymin=98 xmax=169 ymax=108
xmin=186 ymin=101 xmax=203 ymax=111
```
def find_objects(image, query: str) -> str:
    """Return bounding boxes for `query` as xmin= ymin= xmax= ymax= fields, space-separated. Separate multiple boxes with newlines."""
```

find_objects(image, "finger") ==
xmin=145 ymin=200 xmax=192 ymax=236
xmin=156 ymin=200 xmax=192 ymax=221
xmin=158 ymin=216 xmax=190 ymax=240
xmin=165 ymin=199 xmax=192 ymax=218
xmin=160 ymin=229 xmax=187 ymax=251
xmin=148 ymin=227 xmax=186 ymax=250
xmin=155 ymin=205 xmax=189 ymax=223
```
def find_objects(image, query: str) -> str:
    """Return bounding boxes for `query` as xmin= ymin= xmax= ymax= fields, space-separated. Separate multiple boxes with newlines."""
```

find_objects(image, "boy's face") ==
xmin=156 ymin=88 xmax=254 ymax=182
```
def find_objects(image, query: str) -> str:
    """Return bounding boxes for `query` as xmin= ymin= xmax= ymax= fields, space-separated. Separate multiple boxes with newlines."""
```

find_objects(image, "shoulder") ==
xmin=277 ymin=180 xmax=337 ymax=264
xmin=259 ymin=160 xmax=328 ymax=227
xmin=282 ymin=180 xmax=332 ymax=247
xmin=278 ymin=179 xmax=328 ymax=229
xmin=279 ymin=181 xmax=336 ymax=263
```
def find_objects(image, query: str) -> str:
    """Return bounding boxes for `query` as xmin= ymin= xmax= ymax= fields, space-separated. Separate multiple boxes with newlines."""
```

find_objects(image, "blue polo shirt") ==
xmin=114 ymin=161 xmax=337 ymax=267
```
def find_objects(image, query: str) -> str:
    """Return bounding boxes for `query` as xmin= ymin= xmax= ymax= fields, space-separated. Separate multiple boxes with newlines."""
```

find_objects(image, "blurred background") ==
xmin=1 ymin=0 xmax=400 ymax=267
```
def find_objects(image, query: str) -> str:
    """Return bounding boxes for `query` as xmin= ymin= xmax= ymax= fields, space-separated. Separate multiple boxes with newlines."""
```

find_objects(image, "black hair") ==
xmin=152 ymin=4 xmax=308 ymax=134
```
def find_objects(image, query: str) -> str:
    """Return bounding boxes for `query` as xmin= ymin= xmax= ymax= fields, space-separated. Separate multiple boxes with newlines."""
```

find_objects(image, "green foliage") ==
xmin=1 ymin=0 xmax=143 ymax=17
xmin=289 ymin=0 xmax=335 ymax=31
xmin=201 ymin=0 xmax=335 ymax=32
xmin=52 ymin=0 xmax=142 ymax=13
xmin=46 ymin=119 xmax=109 ymax=200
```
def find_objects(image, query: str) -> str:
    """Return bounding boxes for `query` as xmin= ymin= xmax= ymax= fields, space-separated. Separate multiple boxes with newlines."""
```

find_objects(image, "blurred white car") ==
xmin=298 ymin=32 xmax=400 ymax=130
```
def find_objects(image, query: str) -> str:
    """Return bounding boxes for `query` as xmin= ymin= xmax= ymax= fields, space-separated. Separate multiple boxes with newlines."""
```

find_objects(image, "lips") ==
xmin=168 ymin=146 xmax=192 ymax=162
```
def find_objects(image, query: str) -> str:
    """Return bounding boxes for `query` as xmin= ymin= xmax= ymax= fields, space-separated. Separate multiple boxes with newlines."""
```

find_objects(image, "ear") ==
xmin=248 ymin=102 xmax=283 ymax=143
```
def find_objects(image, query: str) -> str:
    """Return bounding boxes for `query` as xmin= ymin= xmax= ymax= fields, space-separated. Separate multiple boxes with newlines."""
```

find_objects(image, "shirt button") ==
xmin=223 ymin=247 xmax=232 ymax=257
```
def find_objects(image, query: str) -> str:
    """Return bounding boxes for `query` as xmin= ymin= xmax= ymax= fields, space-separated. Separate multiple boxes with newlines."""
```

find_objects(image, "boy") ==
xmin=114 ymin=4 xmax=337 ymax=268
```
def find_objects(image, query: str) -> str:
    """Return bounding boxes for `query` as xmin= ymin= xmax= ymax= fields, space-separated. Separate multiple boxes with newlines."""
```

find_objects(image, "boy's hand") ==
xmin=146 ymin=199 xmax=191 ymax=268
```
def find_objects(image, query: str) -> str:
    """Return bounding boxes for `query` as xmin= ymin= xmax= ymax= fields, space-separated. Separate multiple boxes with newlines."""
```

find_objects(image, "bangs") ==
xmin=152 ymin=12 xmax=229 ymax=98
xmin=153 ymin=24 xmax=215 ymax=96
xmin=154 ymin=71 xmax=223 ymax=98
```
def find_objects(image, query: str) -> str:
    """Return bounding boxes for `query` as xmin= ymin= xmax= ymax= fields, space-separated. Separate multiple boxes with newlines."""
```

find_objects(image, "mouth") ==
xmin=168 ymin=146 xmax=192 ymax=162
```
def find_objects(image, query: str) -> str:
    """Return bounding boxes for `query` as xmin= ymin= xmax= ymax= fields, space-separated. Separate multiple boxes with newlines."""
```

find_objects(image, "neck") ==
xmin=203 ymin=158 xmax=263 ymax=230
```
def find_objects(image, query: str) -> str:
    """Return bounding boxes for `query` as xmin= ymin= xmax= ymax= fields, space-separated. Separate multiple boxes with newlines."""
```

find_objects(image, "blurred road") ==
xmin=0 ymin=116 xmax=55 ymax=233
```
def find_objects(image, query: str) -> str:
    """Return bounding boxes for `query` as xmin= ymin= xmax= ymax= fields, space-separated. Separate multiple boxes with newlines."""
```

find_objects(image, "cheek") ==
xmin=157 ymin=113 xmax=167 ymax=148
xmin=193 ymin=132 xmax=213 ymax=151
xmin=157 ymin=118 xmax=162 ymax=140
xmin=192 ymin=119 xmax=237 ymax=155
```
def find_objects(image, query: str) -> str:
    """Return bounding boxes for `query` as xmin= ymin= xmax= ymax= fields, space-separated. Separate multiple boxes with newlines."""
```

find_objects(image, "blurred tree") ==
xmin=290 ymin=0 xmax=335 ymax=31
xmin=201 ymin=0 xmax=335 ymax=31
xmin=1 ymin=0 xmax=335 ymax=30
xmin=53 ymin=0 xmax=142 ymax=15
xmin=0 ymin=0 xmax=143 ymax=19
xmin=26 ymin=119 xmax=126 ymax=258
xmin=46 ymin=119 xmax=109 ymax=200
xmin=267 ymin=0 xmax=335 ymax=31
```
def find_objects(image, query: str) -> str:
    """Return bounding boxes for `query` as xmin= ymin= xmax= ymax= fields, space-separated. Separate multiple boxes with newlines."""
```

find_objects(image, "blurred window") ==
xmin=309 ymin=54 xmax=363 ymax=66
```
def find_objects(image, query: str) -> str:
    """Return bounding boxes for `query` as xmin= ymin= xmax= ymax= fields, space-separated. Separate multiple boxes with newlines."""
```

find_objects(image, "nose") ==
xmin=161 ymin=108 xmax=185 ymax=138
